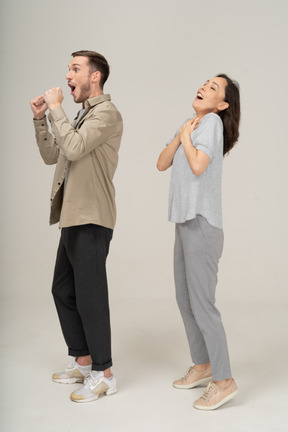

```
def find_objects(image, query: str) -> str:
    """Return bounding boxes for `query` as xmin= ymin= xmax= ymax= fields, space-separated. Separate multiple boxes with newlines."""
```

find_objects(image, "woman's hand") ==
xmin=180 ymin=117 xmax=210 ymax=175
xmin=156 ymin=117 xmax=201 ymax=172
xmin=179 ymin=117 xmax=199 ymax=139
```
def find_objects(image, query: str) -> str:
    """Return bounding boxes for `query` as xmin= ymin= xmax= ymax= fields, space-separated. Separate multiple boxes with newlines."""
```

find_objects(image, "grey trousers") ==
xmin=174 ymin=215 xmax=232 ymax=381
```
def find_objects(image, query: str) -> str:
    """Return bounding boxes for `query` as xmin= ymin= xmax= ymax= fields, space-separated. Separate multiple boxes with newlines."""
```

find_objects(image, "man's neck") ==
xmin=89 ymin=89 xmax=104 ymax=98
xmin=82 ymin=91 xmax=104 ymax=108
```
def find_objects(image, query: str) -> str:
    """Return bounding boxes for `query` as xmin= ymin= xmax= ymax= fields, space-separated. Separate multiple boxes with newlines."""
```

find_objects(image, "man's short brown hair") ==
xmin=71 ymin=50 xmax=110 ymax=89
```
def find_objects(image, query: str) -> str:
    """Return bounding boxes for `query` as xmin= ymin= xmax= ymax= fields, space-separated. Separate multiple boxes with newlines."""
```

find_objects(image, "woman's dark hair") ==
xmin=217 ymin=74 xmax=240 ymax=155
xmin=71 ymin=50 xmax=110 ymax=89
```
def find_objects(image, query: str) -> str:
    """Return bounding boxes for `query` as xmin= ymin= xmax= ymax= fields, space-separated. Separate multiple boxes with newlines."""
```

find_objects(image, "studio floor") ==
xmin=1 ymin=295 xmax=287 ymax=432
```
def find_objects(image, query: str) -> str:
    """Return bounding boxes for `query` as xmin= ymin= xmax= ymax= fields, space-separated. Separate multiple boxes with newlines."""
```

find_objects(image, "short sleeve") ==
xmin=192 ymin=113 xmax=223 ymax=160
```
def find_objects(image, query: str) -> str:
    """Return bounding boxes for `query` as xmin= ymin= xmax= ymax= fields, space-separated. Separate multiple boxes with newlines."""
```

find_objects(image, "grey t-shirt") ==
xmin=168 ymin=112 xmax=223 ymax=229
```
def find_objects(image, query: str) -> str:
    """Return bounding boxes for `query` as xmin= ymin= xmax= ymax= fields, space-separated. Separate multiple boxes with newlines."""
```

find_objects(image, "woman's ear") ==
xmin=217 ymin=101 xmax=229 ymax=112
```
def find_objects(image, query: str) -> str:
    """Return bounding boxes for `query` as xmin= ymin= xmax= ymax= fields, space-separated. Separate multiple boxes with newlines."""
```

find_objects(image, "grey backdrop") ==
xmin=1 ymin=0 xmax=287 ymax=304
xmin=0 ymin=0 xmax=287 ymax=429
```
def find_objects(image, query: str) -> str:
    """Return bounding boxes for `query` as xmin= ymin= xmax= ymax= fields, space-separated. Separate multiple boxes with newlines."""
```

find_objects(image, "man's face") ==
xmin=66 ymin=56 xmax=93 ymax=103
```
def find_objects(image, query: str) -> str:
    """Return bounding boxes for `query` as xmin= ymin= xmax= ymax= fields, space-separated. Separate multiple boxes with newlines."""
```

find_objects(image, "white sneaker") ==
xmin=70 ymin=371 xmax=117 ymax=403
xmin=52 ymin=358 xmax=91 ymax=384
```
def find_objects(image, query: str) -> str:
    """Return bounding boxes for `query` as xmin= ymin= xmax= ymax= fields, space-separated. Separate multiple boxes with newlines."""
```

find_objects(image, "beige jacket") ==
xmin=34 ymin=94 xmax=123 ymax=229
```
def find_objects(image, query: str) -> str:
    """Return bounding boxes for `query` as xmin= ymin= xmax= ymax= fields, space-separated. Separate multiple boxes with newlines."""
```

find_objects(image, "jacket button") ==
xmin=44 ymin=138 xmax=47 ymax=141
xmin=58 ymin=182 xmax=61 ymax=185
xmin=41 ymin=124 xmax=44 ymax=127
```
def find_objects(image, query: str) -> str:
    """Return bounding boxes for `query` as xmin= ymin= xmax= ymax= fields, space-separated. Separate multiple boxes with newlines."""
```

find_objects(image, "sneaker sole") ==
xmin=193 ymin=389 xmax=238 ymax=410
xmin=173 ymin=376 xmax=212 ymax=389
xmin=52 ymin=377 xmax=84 ymax=384
xmin=70 ymin=388 xmax=118 ymax=403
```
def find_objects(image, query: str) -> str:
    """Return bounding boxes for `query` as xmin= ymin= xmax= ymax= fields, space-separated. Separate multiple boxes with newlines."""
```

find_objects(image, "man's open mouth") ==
xmin=68 ymin=83 xmax=76 ymax=95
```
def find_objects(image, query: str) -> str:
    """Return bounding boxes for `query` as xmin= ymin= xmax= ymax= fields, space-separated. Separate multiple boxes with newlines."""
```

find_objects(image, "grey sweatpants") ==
xmin=174 ymin=215 xmax=232 ymax=381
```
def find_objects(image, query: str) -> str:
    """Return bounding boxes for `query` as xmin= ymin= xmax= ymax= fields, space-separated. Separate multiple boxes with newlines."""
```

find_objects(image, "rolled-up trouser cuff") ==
xmin=68 ymin=348 xmax=90 ymax=358
xmin=92 ymin=359 xmax=113 ymax=371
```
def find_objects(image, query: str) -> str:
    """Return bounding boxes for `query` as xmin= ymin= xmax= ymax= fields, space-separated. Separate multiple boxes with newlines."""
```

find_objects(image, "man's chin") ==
xmin=72 ymin=95 xmax=81 ymax=104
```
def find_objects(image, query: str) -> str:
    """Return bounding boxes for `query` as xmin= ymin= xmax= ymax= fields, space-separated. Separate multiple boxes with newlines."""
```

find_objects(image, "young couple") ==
xmin=31 ymin=50 xmax=240 ymax=411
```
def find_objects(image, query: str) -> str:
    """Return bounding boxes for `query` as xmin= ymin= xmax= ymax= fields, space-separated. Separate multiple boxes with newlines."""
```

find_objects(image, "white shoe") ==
xmin=70 ymin=371 xmax=117 ymax=403
xmin=52 ymin=358 xmax=91 ymax=384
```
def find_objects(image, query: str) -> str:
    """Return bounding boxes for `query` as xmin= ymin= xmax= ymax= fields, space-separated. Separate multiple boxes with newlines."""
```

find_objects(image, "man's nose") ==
xmin=66 ymin=71 xmax=71 ymax=80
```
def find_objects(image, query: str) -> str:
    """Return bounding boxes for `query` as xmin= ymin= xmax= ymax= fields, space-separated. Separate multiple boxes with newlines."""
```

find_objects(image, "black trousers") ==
xmin=52 ymin=224 xmax=113 ymax=371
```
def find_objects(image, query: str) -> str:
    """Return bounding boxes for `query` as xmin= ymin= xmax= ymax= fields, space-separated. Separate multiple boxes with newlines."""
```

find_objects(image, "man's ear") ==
xmin=91 ymin=71 xmax=101 ymax=83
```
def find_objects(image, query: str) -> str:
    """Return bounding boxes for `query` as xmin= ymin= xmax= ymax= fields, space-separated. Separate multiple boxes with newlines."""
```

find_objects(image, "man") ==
xmin=30 ymin=51 xmax=123 ymax=403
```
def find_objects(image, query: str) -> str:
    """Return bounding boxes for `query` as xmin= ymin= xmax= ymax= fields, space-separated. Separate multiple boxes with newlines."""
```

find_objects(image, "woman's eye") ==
xmin=211 ymin=87 xmax=216 ymax=91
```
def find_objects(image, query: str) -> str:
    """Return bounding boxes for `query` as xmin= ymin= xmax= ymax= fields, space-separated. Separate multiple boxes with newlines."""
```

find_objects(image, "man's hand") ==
xmin=44 ymin=87 xmax=64 ymax=111
xmin=30 ymin=95 xmax=48 ymax=120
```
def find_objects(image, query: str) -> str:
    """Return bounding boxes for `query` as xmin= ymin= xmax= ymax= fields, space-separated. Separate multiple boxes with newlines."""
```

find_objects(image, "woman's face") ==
xmin=192 ymin=76 xmax=229 ymax=116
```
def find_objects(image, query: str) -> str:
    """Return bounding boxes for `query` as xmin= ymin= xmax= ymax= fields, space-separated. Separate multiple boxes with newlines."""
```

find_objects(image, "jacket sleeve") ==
xmin=33 ymin=117 xmax=60 ymax=165
xmin=48 ymin=106 xmax=119 ymax=162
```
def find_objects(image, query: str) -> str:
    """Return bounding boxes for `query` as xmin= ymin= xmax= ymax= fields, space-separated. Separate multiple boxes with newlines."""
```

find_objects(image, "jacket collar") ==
xmin=84 ymin=94 xmax=111 ymax=108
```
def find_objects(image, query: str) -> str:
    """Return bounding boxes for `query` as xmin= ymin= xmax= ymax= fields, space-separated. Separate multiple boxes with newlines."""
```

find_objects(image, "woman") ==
xmin=157 ymin=74 xmax=240 ymax=410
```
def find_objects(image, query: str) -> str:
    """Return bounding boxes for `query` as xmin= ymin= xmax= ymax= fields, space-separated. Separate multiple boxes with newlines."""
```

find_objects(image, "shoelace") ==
xmin=84 ymin=372 xmax=97 ymax=386
xmin=84 ymin=372 xmax=102 ymax=389
xmin=201 ymin=382 xmax=217 ymax=401
xmin=182 ymin=366 xmax=195 ymax=381
xmin=65 ymin=358 xmax=76 ymax=372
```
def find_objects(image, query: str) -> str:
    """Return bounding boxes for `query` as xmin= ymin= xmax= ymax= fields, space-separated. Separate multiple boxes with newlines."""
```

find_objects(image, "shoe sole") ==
xmin=70 ymin=388 xmax=118 ymax=403
xmin=52 ymin=377 xmax=84 ymax=384
xmin=173 ymin=376 xmax=212 ymax=389
xmin=193 ymin=389 xmax=238 ymax=410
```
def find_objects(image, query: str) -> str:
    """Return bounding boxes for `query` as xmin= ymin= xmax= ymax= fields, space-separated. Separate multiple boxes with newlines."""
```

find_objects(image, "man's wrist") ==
xmin=49 ymin=104 xmax=61 ymax=111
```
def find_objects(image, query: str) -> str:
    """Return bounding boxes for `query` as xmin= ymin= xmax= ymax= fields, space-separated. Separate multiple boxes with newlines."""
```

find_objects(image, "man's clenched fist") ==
xmin=30 ymin=95 xmax=48 ymax=120
xmin=44 ymin=87 xmax=64 ymax=110
xmin=30 ymin=87 xmax=64 ymax=120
